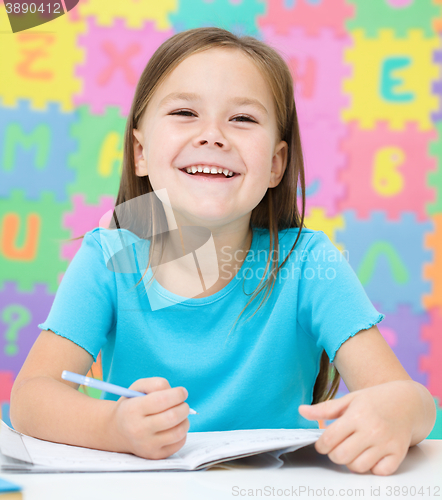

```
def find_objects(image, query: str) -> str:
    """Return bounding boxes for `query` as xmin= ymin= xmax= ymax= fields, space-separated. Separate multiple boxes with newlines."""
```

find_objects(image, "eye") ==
xmin=170 ymin=110 xmax=195 ymax=117
xmin=232 ymin=115 xmax=256 ymax=123
xmin=169 ymin=110 xmax=256 ymax=123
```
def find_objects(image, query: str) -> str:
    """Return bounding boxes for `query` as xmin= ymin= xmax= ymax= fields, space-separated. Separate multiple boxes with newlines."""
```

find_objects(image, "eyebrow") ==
xmin=159 ymin=92 xmax=269 ymax=116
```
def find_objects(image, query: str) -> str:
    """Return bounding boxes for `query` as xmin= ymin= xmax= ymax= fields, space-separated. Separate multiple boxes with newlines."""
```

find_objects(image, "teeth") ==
xmin=184 ymin=165 xmax=236 ymax=177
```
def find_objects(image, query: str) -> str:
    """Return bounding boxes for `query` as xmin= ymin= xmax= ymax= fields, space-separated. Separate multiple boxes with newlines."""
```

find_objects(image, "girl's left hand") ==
xmin=298 ymin=381 xmax=415 ymax=476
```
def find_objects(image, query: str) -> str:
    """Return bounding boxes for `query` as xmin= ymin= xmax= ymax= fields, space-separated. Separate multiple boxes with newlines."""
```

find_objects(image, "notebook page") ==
xmin=0 ymin=421 xmax=189 ymax=472
xmin=0 ymin=421 xmax=324 ymax=472
xmin=186 ymin=429 xmax=324 ymax=469
xmin=0 ymin=421 xmax=33 ymax=464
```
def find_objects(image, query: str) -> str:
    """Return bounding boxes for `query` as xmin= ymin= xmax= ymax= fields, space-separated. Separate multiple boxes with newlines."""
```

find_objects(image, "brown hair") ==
xmin=68 ymin=27 xmax=340 ymax=406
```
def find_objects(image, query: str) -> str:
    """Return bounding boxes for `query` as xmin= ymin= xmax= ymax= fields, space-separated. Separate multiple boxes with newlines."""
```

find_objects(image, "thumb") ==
xmin=299 ymin=394 xmax=352 ymax=421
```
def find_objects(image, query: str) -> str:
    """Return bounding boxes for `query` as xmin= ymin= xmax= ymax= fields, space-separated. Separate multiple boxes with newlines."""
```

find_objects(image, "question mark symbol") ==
xmin=2 ymin=304 xmax=31 ymax=356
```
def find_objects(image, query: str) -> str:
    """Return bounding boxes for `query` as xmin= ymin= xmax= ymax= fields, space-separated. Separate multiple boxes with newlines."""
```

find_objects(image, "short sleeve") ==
xmin=38 ymin=229 xmax=117 ymax=362
xmin=296 ymin=231 xmax=385 ymax=364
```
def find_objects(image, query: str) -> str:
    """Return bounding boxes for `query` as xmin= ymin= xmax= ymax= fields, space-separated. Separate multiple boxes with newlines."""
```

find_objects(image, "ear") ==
xmin=269 ymin=140 xmax=288 ymax=188
xmin=133 ymin=128 xmax=148 ymax=177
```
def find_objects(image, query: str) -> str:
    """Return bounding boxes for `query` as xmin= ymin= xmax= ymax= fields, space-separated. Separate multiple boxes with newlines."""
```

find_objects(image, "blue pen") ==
xmin=62 ymin=370 xmax=197 ymax=414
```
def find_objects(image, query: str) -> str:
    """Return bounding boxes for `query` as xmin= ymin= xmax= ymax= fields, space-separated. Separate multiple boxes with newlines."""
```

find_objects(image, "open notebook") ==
xmin=0 ymin=420 xmax=323 ymax=472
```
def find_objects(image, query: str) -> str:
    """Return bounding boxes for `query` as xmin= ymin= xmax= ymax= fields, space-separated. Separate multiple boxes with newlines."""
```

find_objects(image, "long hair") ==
xmin=68 ymin=27 xmax=340 ymax=405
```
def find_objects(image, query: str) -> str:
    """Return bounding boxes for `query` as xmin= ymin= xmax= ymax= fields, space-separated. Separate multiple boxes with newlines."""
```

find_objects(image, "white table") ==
xmin=1 ymin=440 xmax=441 ymax=500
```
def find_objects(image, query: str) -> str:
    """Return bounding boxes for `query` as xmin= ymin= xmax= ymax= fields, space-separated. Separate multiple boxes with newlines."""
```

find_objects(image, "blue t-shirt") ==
xmin=38 ymin=225 xmax=384 ymax=432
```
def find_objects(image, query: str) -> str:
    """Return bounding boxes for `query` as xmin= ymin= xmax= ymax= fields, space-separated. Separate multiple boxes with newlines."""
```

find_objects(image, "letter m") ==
xmin=3 ymin=123 xmax=50 ymax=171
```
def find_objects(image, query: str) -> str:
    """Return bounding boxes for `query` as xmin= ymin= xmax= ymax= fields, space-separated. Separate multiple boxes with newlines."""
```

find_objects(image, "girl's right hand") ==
xmin=110 ymin=377 xmax=191 ymax=460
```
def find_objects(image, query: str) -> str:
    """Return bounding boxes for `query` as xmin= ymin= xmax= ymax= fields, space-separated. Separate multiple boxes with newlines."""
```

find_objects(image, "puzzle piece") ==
xmin=0 ymin=190 xmax=71 ymax=293
xmin=335 ymin=211 xmax=433 ymax=313
xmin=0 ymin=282 xmax=55 ymax=377
xmin=74 ymin=18 xmax=173 ymax=116
xmin=372 ymin=303 xmax=430 ymax=386
xmin=303 ymin=207 xmax=345 ymax=253
xmin=261 ymin=26 xmax=351 ymax=124
xmin=0 ymin=371 xmax=15 ymax=403
xmin=303 ymin=209 xmax=345 ymax=239
xmin=420 ymin=307 xmax=442 ymax=401
xmin=298 ymin=212 xmax=354 ymax=318
xmin=336 ymin=382 xmax=349 ymax=398
xmin=87 ymin=351 xmax=103 ymax=380
xmin=258 ymin=0 xmax=355 ymax=37
xmin=342 ymin=30 xmax=440 ymax=130
xmin=81 ymin=346 xmax=103 ymax=398
xmin=0 ymin=402 xmax=12 ymax=428
xmin=331 ymin=300 xmax=428 ymax=396
xmin=296 ymin=118 xmax=347 ymax=218
xmin=79 ymin=359 xmax=104 ymax=397
xmin=338 ymin=121 xmax=437 ymax=220
xmin=427 ymin=396 xmax=442 ymax=439
xmin=0 ymin=2 xmax=11 ymax=31
xmin=423 ymin=214 xmax=442 ymax=310
xmin=78 ymin=0 xmax=175 ymax=30
xmin=0 ymin=98 xmax=76 ymax=202
xmin=0 ymin=7 xmax=85 ymax=112
xmin=67 ymin=105 xmax=126 ymax=204
xmin=433 ymin=0 xmax=442 ymax=33
xmin=431 ymin=44 xmax=442 ymax=123
xmin=428 ymin=121 xmax=442 ymax=215
xmin=62 ymin=194 xmax=115 ymax=261
xmin=78 ymin=385 xmax=103 ymax=399
xmin=169 ymin=0 xmax=265 ymax=38
xmin=346 ymin=0 xmax=440 ymax=38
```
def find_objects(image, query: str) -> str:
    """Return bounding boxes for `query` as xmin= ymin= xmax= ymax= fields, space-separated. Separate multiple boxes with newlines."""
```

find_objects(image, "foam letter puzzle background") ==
xmin=0 ymin=0 xmax=441 ymax=437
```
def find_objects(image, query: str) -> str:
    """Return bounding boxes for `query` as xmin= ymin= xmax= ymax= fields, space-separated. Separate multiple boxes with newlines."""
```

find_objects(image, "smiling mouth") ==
xmin=179 ymin=167 xmax=238 ymax=179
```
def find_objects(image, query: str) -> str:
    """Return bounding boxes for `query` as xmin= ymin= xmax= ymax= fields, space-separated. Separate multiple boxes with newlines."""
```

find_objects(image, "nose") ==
xmin=193 ymin=121 xmax=230 ymax=149
xmin=199 ymin=139 xmax=223 ymax=147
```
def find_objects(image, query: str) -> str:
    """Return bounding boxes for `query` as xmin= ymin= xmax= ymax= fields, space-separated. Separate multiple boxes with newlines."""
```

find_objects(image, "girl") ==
xmin=10 ymin=27 xmax=436 ymax=476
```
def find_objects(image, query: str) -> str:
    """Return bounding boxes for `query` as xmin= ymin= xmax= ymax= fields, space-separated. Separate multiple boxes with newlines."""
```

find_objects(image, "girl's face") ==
xmin=133 ymin=47 xmax=288 ymax=230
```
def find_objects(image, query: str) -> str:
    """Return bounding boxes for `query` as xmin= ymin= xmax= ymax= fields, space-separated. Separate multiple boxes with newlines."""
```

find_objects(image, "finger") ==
xmin=128 ymin=377 xmax=171 ymax=395
xmin=370 ymin=453 xmax=402 ymax=476
xmin=322 ymin=430 xmax=367 ymax=464
xmin=299 ymin=395 xmax=352 ymax=421
xmin=149 ymin=401 xmax=191 ymax=433
xmin=315 ymin=416 xmax=358 ymax=455
xmin=141 ymin=387 xmax=189 ymax=417
xmin=369 ymin=440 xmax=408 ymax=476
xmin=344 ymin=446 xmax=397 ymax=475
xmin=154 ymin=416 xmax=190 ymax=448
xmin=154 ymin=435 xmax=188 ymax=460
